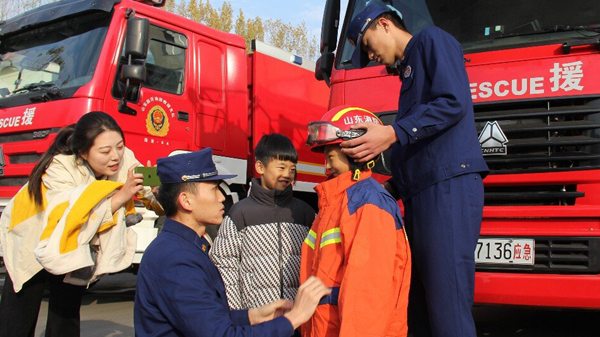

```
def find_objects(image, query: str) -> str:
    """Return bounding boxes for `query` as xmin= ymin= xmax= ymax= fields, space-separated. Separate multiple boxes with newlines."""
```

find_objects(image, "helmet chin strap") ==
xmin=353 ymin=168 xmax=361 ymax=181
xmin=352 ymin=159 xmax=376 ymax=181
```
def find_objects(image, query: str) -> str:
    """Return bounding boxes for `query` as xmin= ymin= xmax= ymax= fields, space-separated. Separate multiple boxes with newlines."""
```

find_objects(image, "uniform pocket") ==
xmin=351 ymin=286 xmax=391 ymax=335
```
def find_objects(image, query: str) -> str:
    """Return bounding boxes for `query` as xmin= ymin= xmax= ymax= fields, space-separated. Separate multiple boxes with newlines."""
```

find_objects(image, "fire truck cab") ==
xmin=317 ymin=0 xmax=600 ymax=308
xmin=0 ymin=0 xmax=329 ymax=264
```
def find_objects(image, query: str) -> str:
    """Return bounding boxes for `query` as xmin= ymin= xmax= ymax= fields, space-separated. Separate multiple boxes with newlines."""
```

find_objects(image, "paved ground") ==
xmin=0 ymin=268 xmax=599 ymax=337
xmin=1 ymin=268 xmax=136 ymax=337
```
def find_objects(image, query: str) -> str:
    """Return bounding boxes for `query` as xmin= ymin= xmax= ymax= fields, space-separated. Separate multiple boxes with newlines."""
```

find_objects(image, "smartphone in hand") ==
xmin=134 ymin=166 xmax=161 ymax=186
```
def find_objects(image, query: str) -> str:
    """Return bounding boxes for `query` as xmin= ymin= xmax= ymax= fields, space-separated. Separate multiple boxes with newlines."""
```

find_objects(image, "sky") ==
xmin=197 ymin=0 xmax=348 ymax=40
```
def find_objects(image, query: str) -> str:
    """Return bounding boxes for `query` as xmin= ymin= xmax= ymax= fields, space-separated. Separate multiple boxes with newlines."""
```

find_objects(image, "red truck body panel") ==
xmin=249 ymin=51 xmax=329 ymax=182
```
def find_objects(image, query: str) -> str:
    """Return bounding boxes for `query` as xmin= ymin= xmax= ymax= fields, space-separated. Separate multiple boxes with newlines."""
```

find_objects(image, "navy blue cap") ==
xmin=157 ymin=148 xmax=236 ymax=184
xmin=347 ymin=1 xmax=403 ymax=69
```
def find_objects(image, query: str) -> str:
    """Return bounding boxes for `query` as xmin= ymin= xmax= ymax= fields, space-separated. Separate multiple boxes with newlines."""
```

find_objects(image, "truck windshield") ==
xmin=0 ymin=11 xmax=111 ymax=103
xmin=338 ymin=0 xmax=600 ymax=68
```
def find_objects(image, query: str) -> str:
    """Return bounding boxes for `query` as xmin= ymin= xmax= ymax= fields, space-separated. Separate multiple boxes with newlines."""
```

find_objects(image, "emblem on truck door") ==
xmin=146 ymin=105 xmax=170 ymax=137
xmin=142 ymin=96 xmax=173 ymax=137
xmin=478 ymin=121 xmax=508 ymax=155
xmin=0 ymin=146 xmax=5 ymax=176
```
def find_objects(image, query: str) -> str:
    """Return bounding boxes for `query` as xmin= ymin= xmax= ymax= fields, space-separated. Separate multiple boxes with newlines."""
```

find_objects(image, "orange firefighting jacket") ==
xmin=300 ymin=170 xmax=411 ymax=337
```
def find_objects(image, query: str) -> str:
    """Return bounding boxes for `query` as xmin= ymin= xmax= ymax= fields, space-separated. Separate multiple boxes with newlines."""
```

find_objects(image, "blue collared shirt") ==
xmin=134 ymin=218 xmax=294 ymax=337
xmin=389 ymin=26 xmax=488 ymax=200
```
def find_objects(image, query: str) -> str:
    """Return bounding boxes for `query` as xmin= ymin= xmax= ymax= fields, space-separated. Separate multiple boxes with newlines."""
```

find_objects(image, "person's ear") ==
xmin=80 ymin=152 xmax=88 ymax=161
xmin=178 ymin=192 xmax=194 ymax=212
xmin=255 ymin=160 xmax=265 ymax=175
xmin=379 ymin=17 xmax=390 ymax=32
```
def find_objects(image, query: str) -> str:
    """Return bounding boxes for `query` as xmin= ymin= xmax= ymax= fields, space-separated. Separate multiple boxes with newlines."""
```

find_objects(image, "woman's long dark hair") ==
xmin=27 ymin=111 xmax=125 ymax=206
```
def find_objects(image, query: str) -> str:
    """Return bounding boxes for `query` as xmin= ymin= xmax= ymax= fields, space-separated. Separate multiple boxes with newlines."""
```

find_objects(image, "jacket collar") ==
xmin=315 ymin=170 xmax=372 ymax=209
xmin=400 ymin=34 xmax=416 ymax=67
xmin=249 ymin=177 xmax=293 ymax=206
xmin=162 ymin=218 xmax=211 ymax=255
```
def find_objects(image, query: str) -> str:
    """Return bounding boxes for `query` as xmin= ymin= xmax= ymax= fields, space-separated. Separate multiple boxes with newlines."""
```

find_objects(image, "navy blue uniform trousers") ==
xmin=404 ymin=173 xmax=484 ymax=337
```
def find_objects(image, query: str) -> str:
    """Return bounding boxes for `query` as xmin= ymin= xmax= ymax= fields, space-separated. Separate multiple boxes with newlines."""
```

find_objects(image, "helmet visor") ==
xmin=306 ymin=121 xmax=367 ymax=146
xmin=306 ymin=122 xmax=340 ymax=146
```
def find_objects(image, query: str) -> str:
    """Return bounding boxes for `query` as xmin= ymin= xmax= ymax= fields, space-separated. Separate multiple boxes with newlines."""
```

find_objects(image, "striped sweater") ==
xmin=209 ymin=178 xmax=315 ymax=310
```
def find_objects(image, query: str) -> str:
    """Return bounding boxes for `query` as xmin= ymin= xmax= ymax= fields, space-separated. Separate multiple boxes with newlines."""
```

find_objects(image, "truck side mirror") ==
xmin=315 ymin=52 xmax=335 ymax=87
xmin=316 ymin=0 xmax=339 ymax=86
xmin=121 ymin=64 xmax=146 ymax=84
xmin=320 ymin=0 xmax=340 ymax=54
xmin=125 ymin=18 xmax=149 ymax=60
xmin=118 ymin=17 xmax=150 ymax=115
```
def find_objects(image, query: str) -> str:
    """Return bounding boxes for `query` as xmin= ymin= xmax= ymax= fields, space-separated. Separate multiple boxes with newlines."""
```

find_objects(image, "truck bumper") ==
xmin=475 ymin=272 xmax=600 ymax=309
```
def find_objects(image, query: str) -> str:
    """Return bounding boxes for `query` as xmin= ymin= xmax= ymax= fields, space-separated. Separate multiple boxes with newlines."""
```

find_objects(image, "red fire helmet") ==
xmin=306 ymin=105 xmax=383 ymax=152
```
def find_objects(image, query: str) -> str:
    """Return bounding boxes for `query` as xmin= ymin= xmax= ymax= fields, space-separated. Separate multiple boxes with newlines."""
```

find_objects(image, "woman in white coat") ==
xmin=0 ymin=111 xmax=161 ymax=337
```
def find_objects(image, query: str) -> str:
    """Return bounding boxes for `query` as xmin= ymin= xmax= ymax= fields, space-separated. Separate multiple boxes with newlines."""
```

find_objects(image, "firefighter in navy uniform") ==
xmin=134 ymin=148 xmax=330 ymax=337
xmin=339 ymin=2 xmax=489 ymax=337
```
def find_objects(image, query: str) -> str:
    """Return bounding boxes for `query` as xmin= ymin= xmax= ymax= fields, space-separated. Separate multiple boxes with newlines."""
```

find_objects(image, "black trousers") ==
xmin=0 ymin=270 xmax=85 ymax=337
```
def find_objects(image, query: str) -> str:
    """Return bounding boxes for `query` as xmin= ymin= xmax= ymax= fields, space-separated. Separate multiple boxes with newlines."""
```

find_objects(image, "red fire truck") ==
xmin=0 ymin=0 xmax=329 ymax=264
xmin=317 ymin=0 xmax=600 ymax=308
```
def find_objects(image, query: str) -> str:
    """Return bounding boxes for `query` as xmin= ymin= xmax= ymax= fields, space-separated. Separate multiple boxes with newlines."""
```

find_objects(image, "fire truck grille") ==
xmin=0 ymin=129 xmax=58 ymax=186
xmin=0 ymin=128 xmax=58 ymax=144
xmin=476 ymin=237 xmax=600 ymax=274
xmin=474 ymin=96 xmax=600 ymax=174
xmin=8 ymin=154 xmax=41 ymax=164
xmin=0 ymin=177 xmax=28 ymax=187
xmin=484 ymin=184 xmax=583 ymax=206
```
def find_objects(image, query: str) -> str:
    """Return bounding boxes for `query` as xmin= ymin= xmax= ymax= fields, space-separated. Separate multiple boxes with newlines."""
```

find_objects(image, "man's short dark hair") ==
xmin=255 ymin=133 xmax=298 ymax=164
xmin=157 ymin=182 xmax=199 ymax=217
xmin=371 ymin=12 xmax=408 ymax=32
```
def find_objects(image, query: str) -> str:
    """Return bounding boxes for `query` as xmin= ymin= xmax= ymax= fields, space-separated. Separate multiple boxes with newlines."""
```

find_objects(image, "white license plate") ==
xmin=475 ymin=238 xmax=535 ymax=265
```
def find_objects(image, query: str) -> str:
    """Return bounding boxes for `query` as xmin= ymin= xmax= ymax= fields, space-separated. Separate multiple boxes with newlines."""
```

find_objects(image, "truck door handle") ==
xmin=562 ymin=38 xmax=600 ymax=54
xmin=177 ymin=111 xmax=189 ymax=122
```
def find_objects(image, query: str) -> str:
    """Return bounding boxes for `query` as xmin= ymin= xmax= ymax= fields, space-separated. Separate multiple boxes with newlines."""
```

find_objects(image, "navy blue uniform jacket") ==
xmin=134 ymin=218 xmax=294 ymax=337
xmin=389 ymin=26 xmax=488 ymax=200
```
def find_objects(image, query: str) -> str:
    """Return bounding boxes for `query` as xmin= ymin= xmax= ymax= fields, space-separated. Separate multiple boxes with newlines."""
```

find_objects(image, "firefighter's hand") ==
xmin=340 ymin=123 xmax=397 ymax=162
xmin=249 ymin=299 xmax=293 ymax=325
xmin=112 ymin=164 xmax=144 ymax=213
xmin=284 ymin=276 xmax=331 ymax=329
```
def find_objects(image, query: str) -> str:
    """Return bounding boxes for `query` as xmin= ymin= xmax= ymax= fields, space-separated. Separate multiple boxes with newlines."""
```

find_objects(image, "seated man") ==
xmin=134 ymin=147 xmax=329 ymax=337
